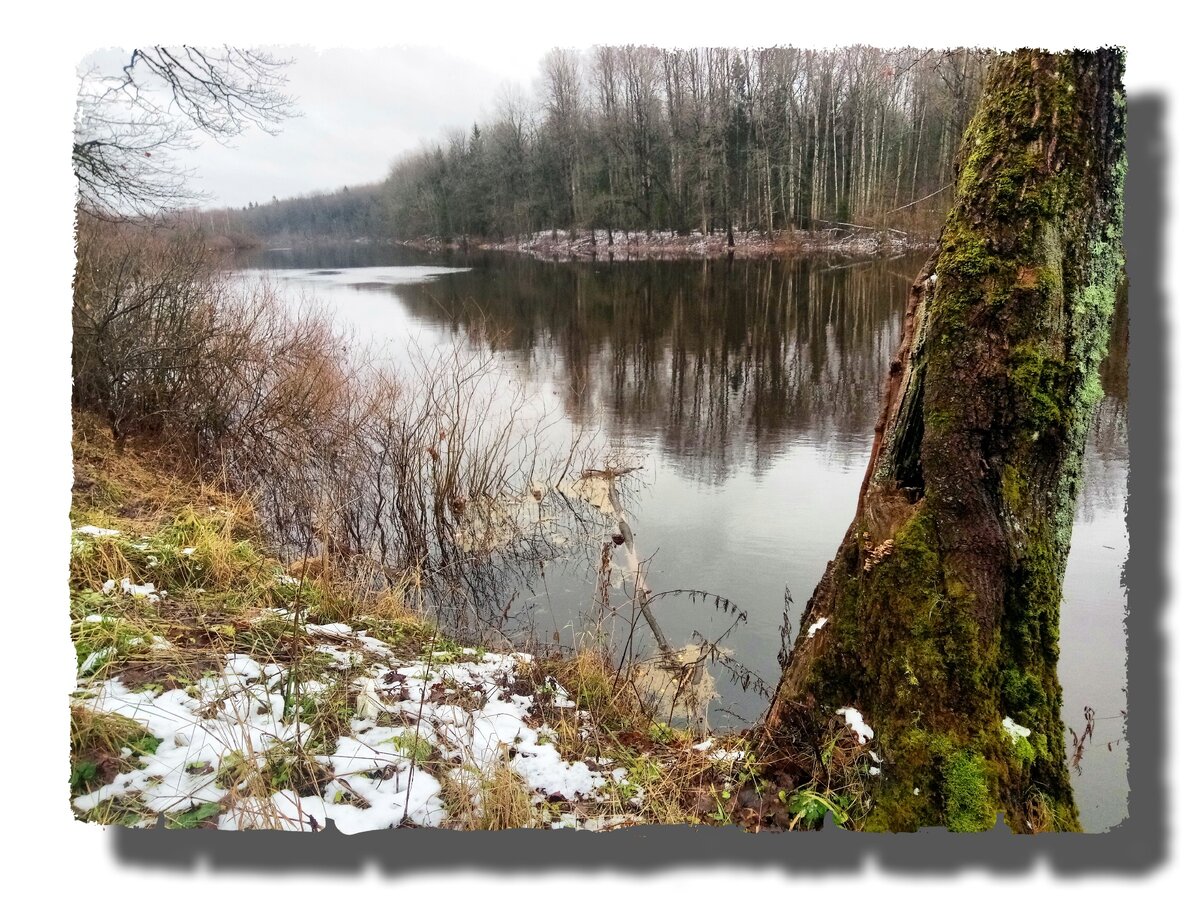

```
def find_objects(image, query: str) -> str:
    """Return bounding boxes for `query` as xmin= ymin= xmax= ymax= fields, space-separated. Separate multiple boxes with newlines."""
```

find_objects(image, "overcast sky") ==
xmin=81 ymin=45 xmax=548 ymax=209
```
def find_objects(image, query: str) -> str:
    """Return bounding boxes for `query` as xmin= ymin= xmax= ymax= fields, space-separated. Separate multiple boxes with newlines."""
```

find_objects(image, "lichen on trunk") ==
xmin=763 ymin=49 xmax=1126 ymax=833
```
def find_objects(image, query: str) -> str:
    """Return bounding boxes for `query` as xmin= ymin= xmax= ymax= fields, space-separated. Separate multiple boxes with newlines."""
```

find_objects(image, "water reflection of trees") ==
xmin=244 ymin=245 xmax=1128 ymax=506
xmin=1076 ymin=288 xmax=1129 ymax=521
xmin=396 ymin=253 xmax=921 ymax=483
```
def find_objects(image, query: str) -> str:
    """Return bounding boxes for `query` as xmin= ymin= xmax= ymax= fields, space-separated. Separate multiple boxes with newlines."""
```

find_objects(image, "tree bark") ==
xmin=763 ymin=49 xmax=1125 ymax=833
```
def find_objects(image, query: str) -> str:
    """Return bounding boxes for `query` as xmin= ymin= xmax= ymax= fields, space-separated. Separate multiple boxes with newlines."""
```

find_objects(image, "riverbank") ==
xmin=68 ymin=414 xmax=821 ymax=832
xmin=402 ymin=226 xmax=935 ymax=262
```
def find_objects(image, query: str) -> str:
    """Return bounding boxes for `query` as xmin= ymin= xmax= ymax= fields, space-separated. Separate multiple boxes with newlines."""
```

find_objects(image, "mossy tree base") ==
xmin=763 ymin=49 xmax=1125 ymax=833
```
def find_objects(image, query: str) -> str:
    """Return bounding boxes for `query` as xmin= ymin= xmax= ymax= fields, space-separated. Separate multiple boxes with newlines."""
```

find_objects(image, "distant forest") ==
xmin=204 ymin=46 xmax=990 ymax=244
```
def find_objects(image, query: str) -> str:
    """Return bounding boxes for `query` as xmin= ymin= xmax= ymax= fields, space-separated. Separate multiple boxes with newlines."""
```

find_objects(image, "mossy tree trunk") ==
xmin=763 ymin=50 xmax=1125 ymax=833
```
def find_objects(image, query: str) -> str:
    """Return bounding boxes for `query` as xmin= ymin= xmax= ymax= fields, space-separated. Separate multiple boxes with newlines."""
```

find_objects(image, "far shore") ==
xmin=208 ymin=227 xmax=937 ymax=263
xmin=403 ymin=226 xmax=936 ymax=262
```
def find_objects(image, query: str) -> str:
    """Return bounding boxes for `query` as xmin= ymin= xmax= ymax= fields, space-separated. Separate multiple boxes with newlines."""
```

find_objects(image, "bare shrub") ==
xmin=73 ymin=219 xmax=225 ymax=448
xmin=73 ymin=219 xmax=606 ymax=638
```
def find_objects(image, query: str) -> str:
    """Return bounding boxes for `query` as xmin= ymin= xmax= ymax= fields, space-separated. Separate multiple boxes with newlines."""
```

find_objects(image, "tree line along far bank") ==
xmin=202 ymin=46 xmax=989 ymax=246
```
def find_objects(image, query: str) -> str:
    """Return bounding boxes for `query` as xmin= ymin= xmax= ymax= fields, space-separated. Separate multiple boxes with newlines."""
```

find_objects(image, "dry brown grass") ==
xmin=72 ymin=411 xmax=254 ymax=534
xmin=538 ymin=648 xmax=648 ymax=755
xmin=71 ymin=413 xmax=434 ymax=635
xmin=69 ymin=409 xmax=804 ymax=832
xmin=518 ymin=646 xmax=773 ymax=827
xmin=441 ymin=761 xmax=538 ymax=830
xmin=70 ymin=704 xmax=157 ymax=772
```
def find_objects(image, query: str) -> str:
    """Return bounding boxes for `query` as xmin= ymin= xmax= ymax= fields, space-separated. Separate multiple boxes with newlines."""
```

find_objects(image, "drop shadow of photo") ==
xmin=107 ymin=92 xmax=1168 ymax=877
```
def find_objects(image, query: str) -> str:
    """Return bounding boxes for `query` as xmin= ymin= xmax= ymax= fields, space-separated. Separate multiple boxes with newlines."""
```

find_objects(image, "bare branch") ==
xmin=74 ymin=46 xmax=297 ymax=219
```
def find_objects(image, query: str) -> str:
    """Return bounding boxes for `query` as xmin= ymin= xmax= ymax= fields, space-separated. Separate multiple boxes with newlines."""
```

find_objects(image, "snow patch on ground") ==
xmin=119 ymin=578 xmax=160 ymax=602
xmin=78 ymin=647 xmax=115 ymax=675
xmin=75 ymin=525 xmax=120 ymax=537
xmin=73 ymin=655 xmax=310 ymax=818
xmin=72 ymin=624 xmax=616 ymax=831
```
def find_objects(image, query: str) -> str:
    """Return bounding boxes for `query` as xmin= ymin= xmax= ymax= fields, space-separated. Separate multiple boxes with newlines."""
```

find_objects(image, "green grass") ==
xmin=68 ymin=418 xmax=793 ymax=832
xmin=69 ymin=704 xmax=162 ymax=795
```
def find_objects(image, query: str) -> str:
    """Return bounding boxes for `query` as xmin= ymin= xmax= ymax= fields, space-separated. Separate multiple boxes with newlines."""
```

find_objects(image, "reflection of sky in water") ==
xmin=239 ymin=246 xmax=1129 ymax=831
xmin=234 ymin=267 xmax=458 ymax=362
xmin=1061 ymin=402 xmax=1129 ymax=832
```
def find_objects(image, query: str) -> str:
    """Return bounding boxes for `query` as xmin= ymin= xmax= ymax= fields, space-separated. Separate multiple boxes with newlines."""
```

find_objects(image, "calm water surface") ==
xmin=238 ymin=243 xmax=1128 ymax=832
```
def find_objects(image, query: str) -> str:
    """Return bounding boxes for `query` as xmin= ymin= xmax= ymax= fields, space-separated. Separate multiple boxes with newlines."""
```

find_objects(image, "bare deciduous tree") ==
xmin=74 ymin=46 xmax=296 ymax=218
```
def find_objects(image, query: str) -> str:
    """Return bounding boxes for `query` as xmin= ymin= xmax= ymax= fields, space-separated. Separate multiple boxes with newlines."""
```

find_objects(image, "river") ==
xmin=236 ymin=242 xmax=1128 ymax=832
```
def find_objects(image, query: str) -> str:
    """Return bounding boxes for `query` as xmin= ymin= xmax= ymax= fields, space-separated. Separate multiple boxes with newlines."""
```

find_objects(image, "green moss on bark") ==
xmin=767 ymin=50 xmax=1122 ymax=834
xmin=945 ymin=751 xmax=996 ymax=832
